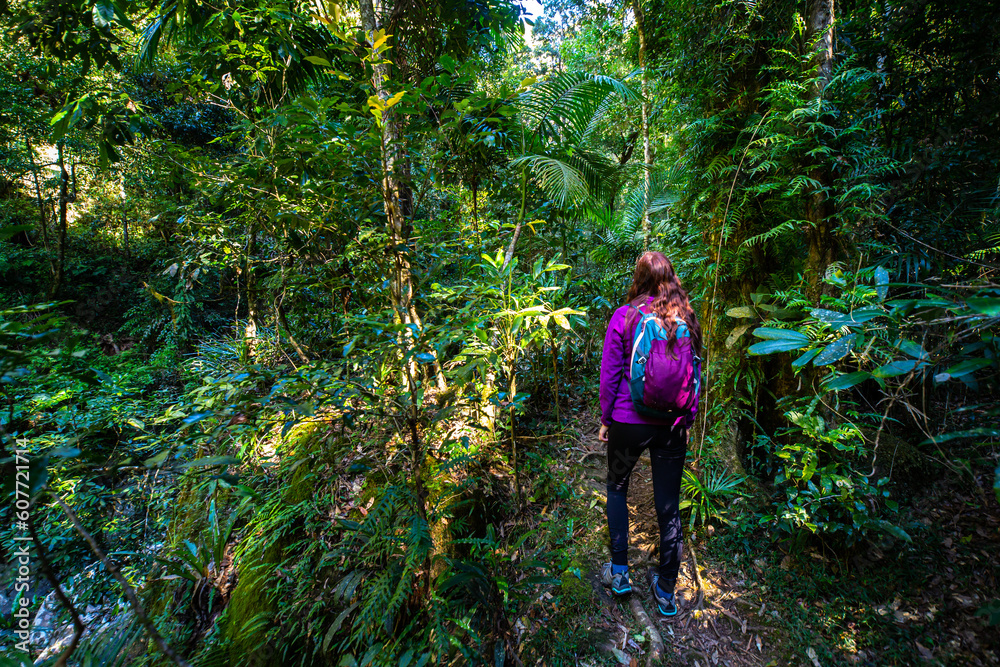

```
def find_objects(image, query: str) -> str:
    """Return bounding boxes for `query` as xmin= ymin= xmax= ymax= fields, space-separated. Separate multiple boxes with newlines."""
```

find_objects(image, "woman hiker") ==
xmin=598 ymin=251 xmax=702 ymax=617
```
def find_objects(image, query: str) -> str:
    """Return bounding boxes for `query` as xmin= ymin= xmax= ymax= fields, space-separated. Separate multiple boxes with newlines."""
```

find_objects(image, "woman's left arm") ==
xmin=599 ymin=307 xmax=627 ymax=428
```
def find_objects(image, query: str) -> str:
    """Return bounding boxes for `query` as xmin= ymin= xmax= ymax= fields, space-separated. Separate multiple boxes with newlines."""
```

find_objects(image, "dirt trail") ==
xmin=569 ymin=415 xmax=775 ymax=667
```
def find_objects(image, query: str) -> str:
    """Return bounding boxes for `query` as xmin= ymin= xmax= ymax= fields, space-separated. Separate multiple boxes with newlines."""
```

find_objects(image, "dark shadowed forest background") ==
xmin=0 ymin=0 xmax=998 ymax=665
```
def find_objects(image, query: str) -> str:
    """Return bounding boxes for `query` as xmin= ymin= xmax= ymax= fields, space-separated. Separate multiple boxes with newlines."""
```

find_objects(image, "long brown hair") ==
xmin=625 ymin=251 xmax=702 ymax=354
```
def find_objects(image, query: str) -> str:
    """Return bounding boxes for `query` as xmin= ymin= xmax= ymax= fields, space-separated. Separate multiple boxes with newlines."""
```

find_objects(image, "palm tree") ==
xmin=502 ymin=72 xmax=641 ymax=269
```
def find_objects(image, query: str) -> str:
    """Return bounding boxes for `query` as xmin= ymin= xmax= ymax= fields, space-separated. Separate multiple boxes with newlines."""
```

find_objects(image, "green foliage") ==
xmin=680 ymin=465 xmax=747 ymax=529
xmin=152 ymin=499 xmax=239 ymax=584
xmin=761 ymin=395 xmax=902 ymax=545
xmin=2 ymin=0 xmax=998 ymax=664
xmin=744 ymin=265 xmax=998 ymax=545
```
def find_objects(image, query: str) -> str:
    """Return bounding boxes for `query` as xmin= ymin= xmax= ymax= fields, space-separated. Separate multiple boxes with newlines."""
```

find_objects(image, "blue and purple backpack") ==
xmin=627 ymin=305 xmax=702 ymax=419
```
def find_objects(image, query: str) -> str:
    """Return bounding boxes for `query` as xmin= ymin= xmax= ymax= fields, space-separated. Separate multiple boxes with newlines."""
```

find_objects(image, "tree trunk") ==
xmin=276 ymin=262 xmax=311 ymax=365
xmin=632 ymin=0 xmax=652 ymax=250
xmin=501 ymin=169 xmax=528 ymax=271
xmin=359 ymin=0 xmax=446 ymax=391
xmin=804 ymin=0 xmax=836 ymax=304
xmin=49 ymin=144 xmax=69 ymax=297
xmin=26 ymin=138 xmax=50 ymax=254
xmin=694 ymin=220 xmax=749 ymax=474
xmin=120 ymin=174 xmax=129 ymax=257
xmin=243 ymin=227 xmax=261 ymax=360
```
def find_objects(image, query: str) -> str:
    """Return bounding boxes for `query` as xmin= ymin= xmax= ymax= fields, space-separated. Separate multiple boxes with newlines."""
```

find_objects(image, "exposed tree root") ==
xmin=686 ymin=536 xmax=705 ymax=610
xmin=628 ymin=596 xmax=665 ymax=666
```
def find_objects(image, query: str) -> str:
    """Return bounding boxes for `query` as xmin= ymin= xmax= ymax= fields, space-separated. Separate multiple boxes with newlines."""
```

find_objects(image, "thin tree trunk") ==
xmin=120 ymin=174 xmax=129 ymax=257
xmin=360 ymin=0 xmax=446 ymax=391
xmin=243 ymin=227 xmax=261 ymax=359
xmin=276 ymin=262 xmax=310 ymax=365
xmin=471 ymin=179 xmax=479 ymax=234
xmin=804 ymin=0 xmax=836 ymax=304
xmin=50 ymin=143 xmax=69 ymax=297
xmin=502 ymin=169 xmax=528 ymax=271
xmin=509 ymin=371 xmax=521 ymax=506
xmin=26 ymin=137 xmax=50 ymax=254
xmin=359 ymin=3 xmax=439 ymax=594
xmin=632 ymin=0 xmax=652 ymax=250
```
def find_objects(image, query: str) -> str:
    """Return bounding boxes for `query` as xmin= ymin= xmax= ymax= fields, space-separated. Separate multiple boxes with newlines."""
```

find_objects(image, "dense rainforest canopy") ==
xmin=0 ymin=0 xmax=997 ymax=664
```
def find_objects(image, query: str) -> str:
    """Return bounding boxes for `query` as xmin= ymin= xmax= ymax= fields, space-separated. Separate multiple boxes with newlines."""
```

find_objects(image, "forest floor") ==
xmin=528 ymin=405 xmax=1000 ymax=667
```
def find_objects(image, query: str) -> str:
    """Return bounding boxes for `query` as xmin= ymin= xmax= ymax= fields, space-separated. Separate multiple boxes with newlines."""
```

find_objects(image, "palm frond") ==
xmin=510 ymin=154 xmax=588 ymax=208
xmin=618 ymin=174 xmax=683 ymax=236
xmin=518 ymin=72 xmax=640 ymax=147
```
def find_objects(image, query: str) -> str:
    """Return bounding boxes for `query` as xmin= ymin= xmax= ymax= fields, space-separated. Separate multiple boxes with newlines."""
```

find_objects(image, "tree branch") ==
xmin=28 ymin=502 xmax=84 ymax=667
xmin=51 ymin=493 xmax=193 ymax=667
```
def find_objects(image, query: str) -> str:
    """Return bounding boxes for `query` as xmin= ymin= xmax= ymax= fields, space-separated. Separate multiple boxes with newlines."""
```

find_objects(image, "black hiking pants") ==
xmin=606 ymin=421 xmax=687 ymax=591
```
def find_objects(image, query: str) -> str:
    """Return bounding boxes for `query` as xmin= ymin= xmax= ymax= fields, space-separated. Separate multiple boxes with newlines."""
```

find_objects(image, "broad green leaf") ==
xmin=752 ymin=327 xmax=809 ymax=342
xmin=0 ymin=225 xmax=33 ymax=240
xmin=874 ymin=520 xmax=912 ymax=543
xmin=439 ymin=54 xmax=457 ymax=73
xmin=748 ymin=339 xmax=810 ymax=355
xmin=921 ymin=428 xmax=1000 ymax=444
xmin=49 ymin=447 xmax=81 ymax=458
xmin=875 ymin=266 xmax=889 ymax=300
xmin=384 ymin=91 xmax=405 ymax=108
xmin=895 ymin=339 xmax=927 ymax=360
xmin=144 ymin=451 xmax=170 ymax=467
xmin=967 ymin=297 xmax=1000 ymax=317
xmin=812 ymin=334 xmax=856 ymax=365
xmin=324 ymin=602 xmax=359 ymax=652
xmin=871 ymin=359 xmax=922 ymax=378
xmin=812 ymin=307 xmax=882 ymax=328
xmin=180 ymin=456 xmax=240 ymax=469
xmin=792 ymin=348 xmax=821 ymax=369
xmin=725 ymin=324 xmax=752 ymax=349
xmin=811 ymin=308 xmax=846 ymax=325
xmin=305 ymin=56 xmax=331 ymax=66
xmin=93 ymin=0 xmax=115 ymax=28
xmin=944 ymin=358 xmax=992 ymax=377
xmin=726 ymin=306 xmax=755 ymax=319
xmin=822 ymin=372 xmax=871 ymax=391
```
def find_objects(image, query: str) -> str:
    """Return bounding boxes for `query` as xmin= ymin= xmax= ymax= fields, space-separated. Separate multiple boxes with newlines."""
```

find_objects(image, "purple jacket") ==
xmin=599 ymin=298 xmax=699 ymax=429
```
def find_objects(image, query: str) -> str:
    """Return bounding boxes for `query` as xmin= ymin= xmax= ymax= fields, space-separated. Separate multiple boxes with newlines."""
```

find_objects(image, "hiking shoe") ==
xmin=600 ymin=562 xmax=632 ymax=596
xmin=650 ymin=573 xmax=678 ymax=617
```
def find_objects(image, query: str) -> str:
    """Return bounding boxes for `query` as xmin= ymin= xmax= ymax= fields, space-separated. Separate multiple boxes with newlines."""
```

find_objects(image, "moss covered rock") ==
xmin=224 ymin=541 xmax=282 ymax=666
xmin=221 ymin=416 xmax=333 ymax=664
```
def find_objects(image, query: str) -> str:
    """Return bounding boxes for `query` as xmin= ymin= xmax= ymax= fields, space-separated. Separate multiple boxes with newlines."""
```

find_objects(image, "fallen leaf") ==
xmin=915 ymin=641 xmax=934 ymax=661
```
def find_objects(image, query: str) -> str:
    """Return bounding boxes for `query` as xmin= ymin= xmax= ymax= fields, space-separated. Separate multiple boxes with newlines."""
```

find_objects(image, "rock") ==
xmin=29 ymin=563 xmax=133 ymax=663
